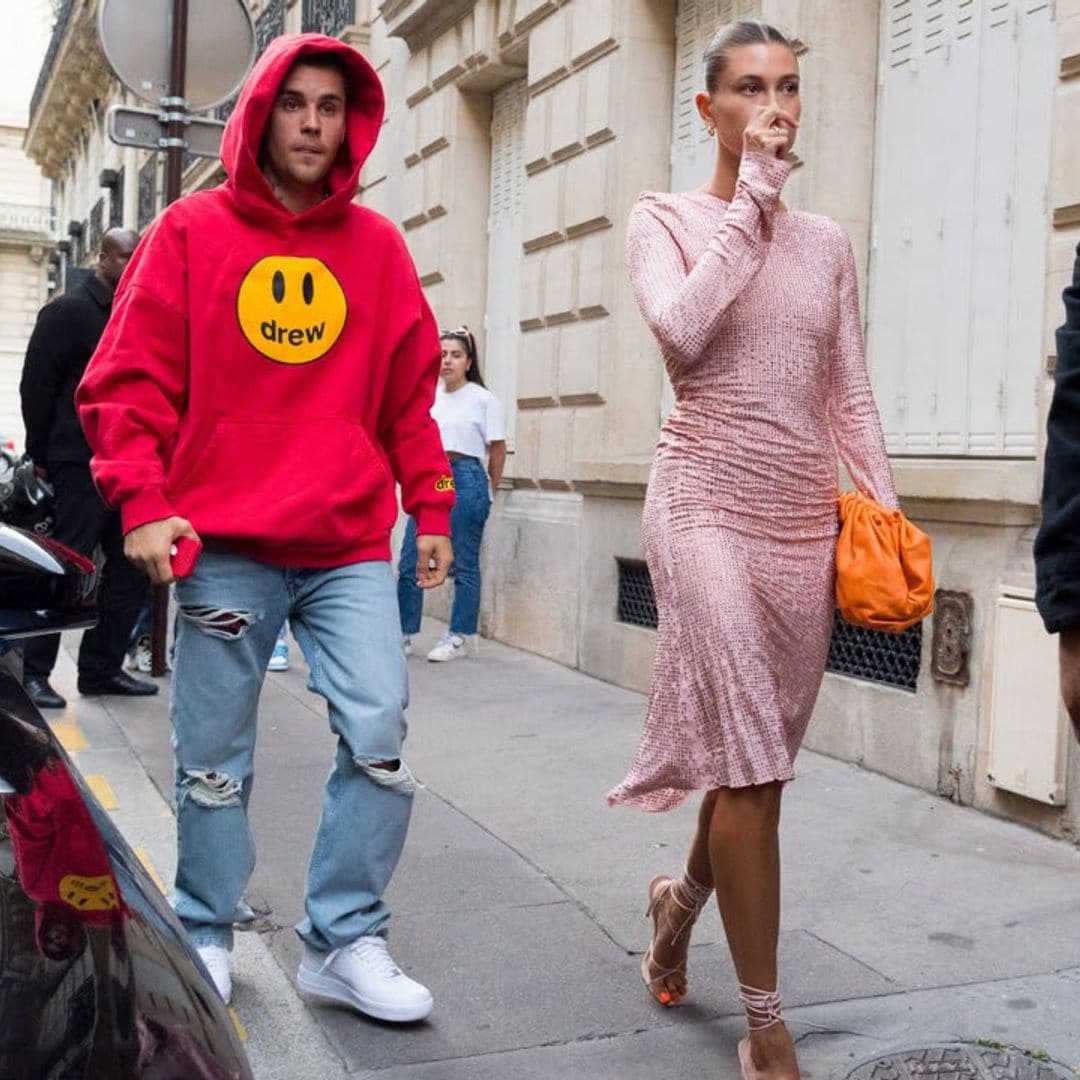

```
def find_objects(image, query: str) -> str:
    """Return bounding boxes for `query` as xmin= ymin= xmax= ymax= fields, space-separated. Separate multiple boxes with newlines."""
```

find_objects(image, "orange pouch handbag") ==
xmin=835 ymin=491 xmax=934 ymax=633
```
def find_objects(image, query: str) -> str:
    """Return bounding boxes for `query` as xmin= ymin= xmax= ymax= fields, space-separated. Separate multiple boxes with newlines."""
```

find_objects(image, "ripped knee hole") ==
xmin=358 ymin=759 xmax=416 ymax=794
xmin=183 ymin=768 xmax=243 ymax=807
xmin=179 ymin=606 xmax=257 ymax=640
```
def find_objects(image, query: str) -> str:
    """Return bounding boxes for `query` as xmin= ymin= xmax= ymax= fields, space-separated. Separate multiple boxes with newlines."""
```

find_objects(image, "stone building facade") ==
xmin=0 ymin=126 xmax=51 ymax=443
xmin=21 ymin=0 xmax=1080 ymax=840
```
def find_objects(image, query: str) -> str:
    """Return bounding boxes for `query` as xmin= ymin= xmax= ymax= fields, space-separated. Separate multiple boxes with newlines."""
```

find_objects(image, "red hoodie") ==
xmin=77 ymin=34 xmax=453 ymax=566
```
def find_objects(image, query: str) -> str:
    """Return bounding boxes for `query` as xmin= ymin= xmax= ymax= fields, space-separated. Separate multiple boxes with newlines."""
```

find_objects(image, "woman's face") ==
xmin=440 ymin=339 xmax=470 ymax=388
xmin=696 ymin=43 xmax=801 ymax=159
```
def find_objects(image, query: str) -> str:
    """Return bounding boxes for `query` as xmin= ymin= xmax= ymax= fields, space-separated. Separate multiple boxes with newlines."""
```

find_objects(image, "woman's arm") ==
xmin=827 ymin=231 xmax=898 ymax=508
xmin=627 ymin=152 xmax=790 ymax=368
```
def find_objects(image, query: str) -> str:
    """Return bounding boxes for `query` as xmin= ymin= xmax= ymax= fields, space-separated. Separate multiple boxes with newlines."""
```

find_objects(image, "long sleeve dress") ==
xmin=607 ymin=151 xmax=898 ymax=812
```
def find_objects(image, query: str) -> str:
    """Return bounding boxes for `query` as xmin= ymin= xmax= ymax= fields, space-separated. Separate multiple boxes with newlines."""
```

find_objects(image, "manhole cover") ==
xmin=845 ymin=1045 xmax=1074 ymax=1080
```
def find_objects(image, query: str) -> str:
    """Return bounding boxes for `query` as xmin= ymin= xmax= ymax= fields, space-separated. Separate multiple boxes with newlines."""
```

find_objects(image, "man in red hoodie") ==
xmin=77 ymin=35 xmax=454 ymax=1020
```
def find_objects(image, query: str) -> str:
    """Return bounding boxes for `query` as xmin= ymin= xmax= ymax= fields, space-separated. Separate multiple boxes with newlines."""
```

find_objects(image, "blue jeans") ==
xmin=171 ymin=549 xmax=414 ymax=952
xmin=397 ymin=455 xmax=491 ymax=636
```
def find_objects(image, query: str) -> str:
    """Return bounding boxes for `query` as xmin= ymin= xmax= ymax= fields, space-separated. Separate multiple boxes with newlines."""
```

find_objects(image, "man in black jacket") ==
xmin=1035 ymin=241 xmax=1080 ymax=742
xmin=19 ymin=227 xmax=157 ymax=708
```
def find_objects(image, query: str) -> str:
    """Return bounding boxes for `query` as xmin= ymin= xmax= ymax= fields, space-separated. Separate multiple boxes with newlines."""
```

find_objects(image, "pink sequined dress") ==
xmin=607 ymin=152 xmax=898 ymax=812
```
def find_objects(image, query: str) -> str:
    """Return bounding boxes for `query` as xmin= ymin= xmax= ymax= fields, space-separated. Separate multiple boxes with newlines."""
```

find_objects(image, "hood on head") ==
xmin=219 ymin=33 xmax=385 ymax=222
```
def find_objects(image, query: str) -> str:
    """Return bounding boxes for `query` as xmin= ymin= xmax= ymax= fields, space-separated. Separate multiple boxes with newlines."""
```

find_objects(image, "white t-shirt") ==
xmin=432 ymin=382 xmax=505 ymax=460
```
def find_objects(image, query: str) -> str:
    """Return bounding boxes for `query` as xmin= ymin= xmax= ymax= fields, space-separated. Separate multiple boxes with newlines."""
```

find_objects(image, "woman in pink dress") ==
xmin=607 ymin=21 xmax=897 ymax=1080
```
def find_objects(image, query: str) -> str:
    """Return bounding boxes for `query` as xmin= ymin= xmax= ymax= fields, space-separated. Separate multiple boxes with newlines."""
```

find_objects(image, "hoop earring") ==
xmin=706 ymin=125 xmax=716 ymax=137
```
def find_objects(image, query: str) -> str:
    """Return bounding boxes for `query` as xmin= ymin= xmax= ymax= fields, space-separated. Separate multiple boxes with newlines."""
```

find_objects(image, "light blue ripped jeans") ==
xmin=171 ymin=548 xmax=414 ymax=953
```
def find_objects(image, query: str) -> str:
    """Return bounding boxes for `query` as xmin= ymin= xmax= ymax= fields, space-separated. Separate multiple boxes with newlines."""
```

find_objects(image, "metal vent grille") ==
xmin=614 ymin=559 xmax=922 ymax=691
xmin=826 ymin=616 xmax=922 ymax=692
xmin=617 ymin=559 xmax=658 ymax=629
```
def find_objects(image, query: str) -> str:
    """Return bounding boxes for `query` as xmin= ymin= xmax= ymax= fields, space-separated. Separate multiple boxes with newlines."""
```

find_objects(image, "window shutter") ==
xmin=867 ymin=0 xmax=1054 ymax=457
xmin=484 ymin=79 xmax=528 ymax=449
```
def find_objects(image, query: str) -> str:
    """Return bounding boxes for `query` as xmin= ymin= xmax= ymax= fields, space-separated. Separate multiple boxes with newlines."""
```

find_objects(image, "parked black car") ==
xmin=0 ymin=523 xmax=253 ymax=1078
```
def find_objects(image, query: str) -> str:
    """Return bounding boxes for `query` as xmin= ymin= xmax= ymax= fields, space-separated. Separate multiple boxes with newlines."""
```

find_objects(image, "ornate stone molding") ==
xmin=380 ymin=0 xmax=477 ymax=52
xmin=1053 ymin=203 xmax=1080 ymax=229
xmin=25 ymin=1 xmax=112 ymax=180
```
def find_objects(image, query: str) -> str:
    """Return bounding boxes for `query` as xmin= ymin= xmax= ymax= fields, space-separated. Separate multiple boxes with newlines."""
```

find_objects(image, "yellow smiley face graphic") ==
xmin=59 ymin=873 xmax=118 ymax=912
xmin=236 ymin=256 xmax=347 ymax=365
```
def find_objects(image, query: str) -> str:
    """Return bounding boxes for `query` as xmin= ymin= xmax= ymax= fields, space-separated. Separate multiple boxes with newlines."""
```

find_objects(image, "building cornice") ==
xmin=379 ymin=0 xmax=477 ymax=52
xmin=24 ymin=0 xmax=112 ymax=179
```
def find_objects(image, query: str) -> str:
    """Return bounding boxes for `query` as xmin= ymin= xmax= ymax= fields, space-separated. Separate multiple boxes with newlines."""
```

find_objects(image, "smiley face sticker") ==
xmin=236 ymin=256 xmax=347 ymax=365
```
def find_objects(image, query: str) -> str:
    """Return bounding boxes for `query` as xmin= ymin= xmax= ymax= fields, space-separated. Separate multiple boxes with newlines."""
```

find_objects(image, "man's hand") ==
xmin=124 ymin=516 xmax=199 ymax=585
xmin=1060 ymin=627 xmax=1080 ymax=743
xmin=416 ymin=534 xmax=453 ymax=589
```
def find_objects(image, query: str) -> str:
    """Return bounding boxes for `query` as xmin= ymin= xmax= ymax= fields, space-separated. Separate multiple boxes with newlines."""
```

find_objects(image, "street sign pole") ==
xmin=150 ymin=0 xmax=190 ymax=677
xmin=163 ymin=0 xmax=189 ymax=204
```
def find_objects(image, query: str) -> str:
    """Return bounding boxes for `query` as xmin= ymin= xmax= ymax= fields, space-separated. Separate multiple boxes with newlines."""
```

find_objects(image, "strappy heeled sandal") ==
xmin=737 ymin=984 xmax=785 ymax=1080
xmin=640 ymin=866 xmax=712 ymax=1007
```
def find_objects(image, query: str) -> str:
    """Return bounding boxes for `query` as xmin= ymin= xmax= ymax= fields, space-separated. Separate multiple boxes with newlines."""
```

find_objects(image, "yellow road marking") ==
xmin=84 ymin=774 xmax=119 ymax=811
xmin=134 ymin=846 xmax=167 ymax=894
xmin=229 ymin=1008 xmax=248 ymax=1043
xmin=51 ymin=722 xmax=87 ymax=752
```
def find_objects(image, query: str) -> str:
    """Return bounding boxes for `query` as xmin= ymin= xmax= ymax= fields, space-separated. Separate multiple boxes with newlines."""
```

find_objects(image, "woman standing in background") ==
xmin=398 ymin=327 xmax=506 ymax=661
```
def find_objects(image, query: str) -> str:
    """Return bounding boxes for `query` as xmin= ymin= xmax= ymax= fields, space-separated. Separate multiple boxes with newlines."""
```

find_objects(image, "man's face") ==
xmin=263 ymin=63 xmax=348 ymax=191
xmin=99 ymin=233 xmax=137 ymax=290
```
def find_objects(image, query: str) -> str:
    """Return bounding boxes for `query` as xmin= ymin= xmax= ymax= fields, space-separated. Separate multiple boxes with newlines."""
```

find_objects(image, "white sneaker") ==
xmin=402 ymin=636 xmax=413 ymax=656
xmin=297 ymin=936 xmax=433 ymax=1022
xmin=267 ymin=638 xmax=290 ymax=672
xmin=196 ymin=943 xmax=232 ymax=1003
xmin=126 ymin=634 xmax=153 ymax=673
xmin=426 ymin=631 xmax=466 ymax=662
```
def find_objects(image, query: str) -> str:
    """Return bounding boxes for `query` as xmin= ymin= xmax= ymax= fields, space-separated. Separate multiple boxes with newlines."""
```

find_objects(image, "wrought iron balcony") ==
xmin=302 ymin=0 xmax=356 ymax=37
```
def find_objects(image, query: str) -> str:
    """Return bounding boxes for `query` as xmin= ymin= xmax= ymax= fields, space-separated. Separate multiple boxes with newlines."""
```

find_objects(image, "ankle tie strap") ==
xmin=738 ymin=983 xmax=783 ymax=1030
xmin=665 ymin=866 xmax=713 ymax=945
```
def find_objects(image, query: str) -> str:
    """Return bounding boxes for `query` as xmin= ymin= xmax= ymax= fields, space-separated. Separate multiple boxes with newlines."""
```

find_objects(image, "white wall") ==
xmin=0 ymin=0 xmax=51 ymax=127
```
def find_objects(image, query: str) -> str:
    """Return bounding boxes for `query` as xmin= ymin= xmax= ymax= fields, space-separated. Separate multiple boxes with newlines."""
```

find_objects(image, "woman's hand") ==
xmin=743 ymin=105 xmax=798 ymax=159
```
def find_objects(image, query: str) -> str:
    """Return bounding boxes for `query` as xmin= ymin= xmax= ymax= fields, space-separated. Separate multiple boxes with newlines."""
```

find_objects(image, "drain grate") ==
xmin=845 ymin=1045 xmax=1073 ymax=1080
xmin=826 ymin=615 xmax=922 ymax=692
xmin=616 ymin=559 xmax=658 ymax=629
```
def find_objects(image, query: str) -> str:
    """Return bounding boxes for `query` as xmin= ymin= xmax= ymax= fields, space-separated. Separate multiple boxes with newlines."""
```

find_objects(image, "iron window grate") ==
xmin=109 ymin=167 xmax=124 ymax=228
xmin=302 ymin=0 xmax=354 ymax=37
xmin=615 ymin=559 xmax=922 ymax=691
xmin=617 ymin=559 xmax=658 ymax=629
xmin=137 ymin=156 xmax=157 ymax=232
xmin=826 ymin=616 xmax=922 ymax=692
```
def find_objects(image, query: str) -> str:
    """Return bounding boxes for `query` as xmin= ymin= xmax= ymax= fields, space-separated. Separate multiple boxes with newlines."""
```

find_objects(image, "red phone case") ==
xmin=170 ymin=537 xmax=203 ymax=579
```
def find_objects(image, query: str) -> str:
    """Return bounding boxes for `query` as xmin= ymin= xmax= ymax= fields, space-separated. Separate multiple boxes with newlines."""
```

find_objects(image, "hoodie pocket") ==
xmin=169 ymin=417 xmax=398 ymax=550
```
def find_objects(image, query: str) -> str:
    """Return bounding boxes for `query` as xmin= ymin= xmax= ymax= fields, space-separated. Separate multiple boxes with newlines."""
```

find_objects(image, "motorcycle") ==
xmin=0 ymin=522 xmax=253 ymax=1079
xmin=0 ymin=436 xmax=55 ymax=538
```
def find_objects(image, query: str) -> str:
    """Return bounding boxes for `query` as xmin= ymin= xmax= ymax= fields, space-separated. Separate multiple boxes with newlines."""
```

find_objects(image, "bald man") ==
xmin=19 ymin=227 xmax=157 ymax=708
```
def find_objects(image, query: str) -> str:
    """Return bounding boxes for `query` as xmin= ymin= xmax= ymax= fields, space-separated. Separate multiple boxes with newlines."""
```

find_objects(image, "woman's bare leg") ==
xmin=646 ymin=790 xmax=717 ymax=1001
xmin=708 ymin=782 xmax=798 ymax=1079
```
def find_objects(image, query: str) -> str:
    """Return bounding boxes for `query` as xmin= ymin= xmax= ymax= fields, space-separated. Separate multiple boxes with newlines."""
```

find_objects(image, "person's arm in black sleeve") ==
xmin=19 ymin=301 xmax=67 ymax=467
xmin=1036 ymin=243 xmax=1080 ymax=632
xmin=1035 ymin=242 xmax=1080 ymax=741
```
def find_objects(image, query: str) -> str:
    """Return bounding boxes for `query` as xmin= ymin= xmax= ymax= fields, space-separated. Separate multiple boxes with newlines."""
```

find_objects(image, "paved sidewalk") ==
xmin=46 ymin=624 xmax=1080 ymax=1079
